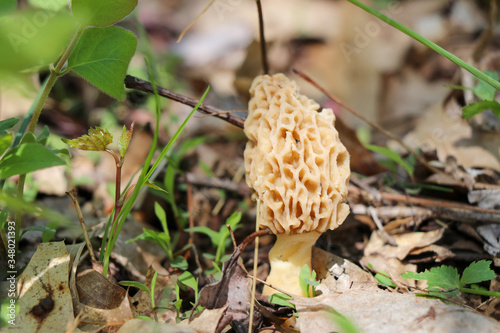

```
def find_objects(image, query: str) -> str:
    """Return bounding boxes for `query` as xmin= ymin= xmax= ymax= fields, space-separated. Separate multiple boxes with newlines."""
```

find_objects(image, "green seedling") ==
xmin=326 ymin=308 xmax=360 ymax=333
xmin=269 ymin=292 xmax=295 ymax=309
xmin=365 ymin=144 xmax=414 ymax=177
xmin=120 ymin=271 xmax=159 ymax=320
xmin=171 ymin=271 xmax=204 ymax=322
xmin=367 ymin=264 xmax=397 ymax=288
xmin=299 ymin=264 xmax=320 ymax=298
xmin=450 ymin=70 xmax=500 ymax=121
xmin=402 ymin=260 xmax=500 ymax=299
xmin=186 ymin=211 xmax=242 ymax=276
xmin=127 ymin=202 xmax=189 ymax=270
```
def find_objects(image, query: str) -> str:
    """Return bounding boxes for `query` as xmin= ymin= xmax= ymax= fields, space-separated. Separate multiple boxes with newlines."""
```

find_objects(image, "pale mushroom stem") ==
xmin=262 ymin=231 xmax=321 ymax=297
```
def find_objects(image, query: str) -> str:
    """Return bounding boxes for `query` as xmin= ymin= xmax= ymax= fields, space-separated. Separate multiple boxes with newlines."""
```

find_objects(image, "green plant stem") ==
xmin=345 ymin=0 xmax=500 ymax=90
xmin=460 ymin=287 xmax=500 ymax=298
xmin=14 ymin=24 xmax=85 ymax=253
xmin=27 ymin=24 xmax=85 ymax=133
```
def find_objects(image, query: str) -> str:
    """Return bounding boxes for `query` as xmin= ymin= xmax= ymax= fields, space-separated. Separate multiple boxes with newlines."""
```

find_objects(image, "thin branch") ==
xmin=293 ymin=68 xmax=446 ymax=176
xmin=124 ymin=75 xmax=245 ymax=128
xmin=350 ymin=184 xmax=500 ymax=225
xmin=66 ymin=189 xmax=97 ymax=262
xmin=256 ymin=0 xmax=269 ymax=74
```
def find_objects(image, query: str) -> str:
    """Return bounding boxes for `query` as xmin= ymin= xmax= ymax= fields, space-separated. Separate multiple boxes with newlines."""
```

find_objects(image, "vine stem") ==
xmin=345 ymin=0 xmax=500 ymax=90
xmin=15 ymin=24 xmax=85 ymax=252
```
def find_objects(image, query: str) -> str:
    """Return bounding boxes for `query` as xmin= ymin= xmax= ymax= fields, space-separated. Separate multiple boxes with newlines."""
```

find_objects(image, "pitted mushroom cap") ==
xmin=244 ymin=74 xmax=350 ymax=235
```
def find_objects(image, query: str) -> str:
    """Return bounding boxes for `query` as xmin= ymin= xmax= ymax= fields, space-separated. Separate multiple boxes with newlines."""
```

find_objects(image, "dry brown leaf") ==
xmin=403 ymin=101 xmax=500 ymax=171
xmin=312 ymin=247 xmax=378 ymax=292
xmin=117 ymin=318 xmax=195 ymax=333
xmin=16 ymin=242 xmax=74 ymax=333
xmin=364 ymin=229 xmax=445 ymax=261
xmin=293 ymin=289 xmax=500 ymax=333
xmin=76 ymin=269 xmax=126 ymax=309
xmin=75 ymin=293 xmax=133 ymax=332
xmin=408 ymin=244 xmax=455 ymax=262
xmin=195 ymin=260 xmax=250 ymax=333
xmin=182 ymin=306 xmax=227 ymax=333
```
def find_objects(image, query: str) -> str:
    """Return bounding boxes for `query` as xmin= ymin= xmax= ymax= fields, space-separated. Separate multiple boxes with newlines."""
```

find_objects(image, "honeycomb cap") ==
xmin=244 ymin=74 xmax=350 ymax=235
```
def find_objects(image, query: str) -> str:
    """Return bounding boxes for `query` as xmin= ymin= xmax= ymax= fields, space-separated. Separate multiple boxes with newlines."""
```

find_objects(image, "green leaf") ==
xmin=473 ymin=71 xmax=498 ymax=101
xmin=0 ymin=118 xmax=19 ymax=134
xmin=64 ymin=127 xmax=113 ymax=151
xmin=154 ymin=202 xmax=171 ymax=245
xmin=462 ymin=100 xmax=500 ymax=121
xmin=28 ymin=0 xmax=67 ymax=11
xmin=178 ymin=271 xmax=197 ymax=291
xmin=133 ymin=316 xmax=154 ymax=321
xmin=20 ymin=132 xmax=37 ymax=144
xmin=68 ymin=26 xmax=137 ymax=100
xmin=37 ymin=125 xmax=50 ymax=145
xmin=185 ymin=226 xmax=221 ymax=246
xmin=402 ymin=265 xmax=460 ymax=292
xmin=299 ymin=264 xmax=317 ymax=297
xmin=0 ymin=143 xmax=65 ymax=179
xmin=366 ymin=144 xmax=414 ymax=176
xmin=226 ymin=211 xmax=242 ymax=229
xmin=0 ymin=133 xmax=12 ymax=157
xmin=460 ymin=260 xmax=497 ymax=286
xmin=20 ymin=225 xmax=56 ymax=240
xmin=374 ymin=272 xmax=396 ymax=288
xmin=0 ymin=0 xmax=16 ymax=16
xmin=0 ymin=11 xmax=76 ymax=77
xmin=118 ymin=122 xmax=134 ymax=158
xmin=119 ymin=280 xmax=150 ymax=293
xmin=71 ymin=0 xmax=137 ymax=27
xmin=171 ymin=256 xmax=188 ymax=270
xmin=268 ymin=293 xmax=295 ymax=309
xmin=145 ymin=180 xmax=168 ymax=193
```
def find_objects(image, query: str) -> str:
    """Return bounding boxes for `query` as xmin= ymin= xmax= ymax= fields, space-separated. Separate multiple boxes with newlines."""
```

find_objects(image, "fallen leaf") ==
xmin=117 ymin=318 xmax=195 ymax=333
xmin=76 ymin=269 xmax=126 ymax=309
xmin=364 ymin=229 xmax=445 ymax=261
xmin=194 ymin=230 xmax=267 ymax=333
xmin=182 ymin=306 xmax=227 ymax=333
xmin=75 ymin=293 xmax=133 ymax=332
xmin=294 ymin=289 xmax=500 ymax=333
xmin=16 ymin=241 xmax=74 ymax=332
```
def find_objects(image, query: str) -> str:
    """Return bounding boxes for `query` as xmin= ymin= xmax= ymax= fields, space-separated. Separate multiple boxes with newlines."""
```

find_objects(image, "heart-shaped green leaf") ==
xmin=68 ymin=26 xmax=137 ymax=99
xmin=0 ymin=11 xmax=76 ymax=76
xmin=71 ymin=0 xmax=137 ymax=27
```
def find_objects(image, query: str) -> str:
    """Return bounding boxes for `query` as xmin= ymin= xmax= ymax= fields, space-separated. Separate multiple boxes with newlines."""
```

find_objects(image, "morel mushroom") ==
xmin=244 ymin=74 xmax=350 ymax=297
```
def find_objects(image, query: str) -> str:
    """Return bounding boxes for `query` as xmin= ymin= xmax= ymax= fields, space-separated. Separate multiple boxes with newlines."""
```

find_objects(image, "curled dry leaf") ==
xmin=73 ymin=263 xmax=132 ymax=331
xmin=16 ymin=241 xmax=74 ymax=333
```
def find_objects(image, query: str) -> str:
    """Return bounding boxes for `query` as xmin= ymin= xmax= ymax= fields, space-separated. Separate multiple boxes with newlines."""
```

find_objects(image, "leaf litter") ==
xmin=8 ymin=0 xmax=500 ymax=332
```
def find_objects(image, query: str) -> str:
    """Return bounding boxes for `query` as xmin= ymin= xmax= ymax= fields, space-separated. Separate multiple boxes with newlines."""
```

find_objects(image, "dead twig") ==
xmin=255 ymin=0 xmax=269 ymax=74
xmin=368 ymin=206 xmax=397 ymax=246
xmin=66 ymin=189 xmax=96 ymax=262
xmin=350 ymin=184 xmax=500 ymax=225
xmin=124 ymin=75 xmax=245 ymax=128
